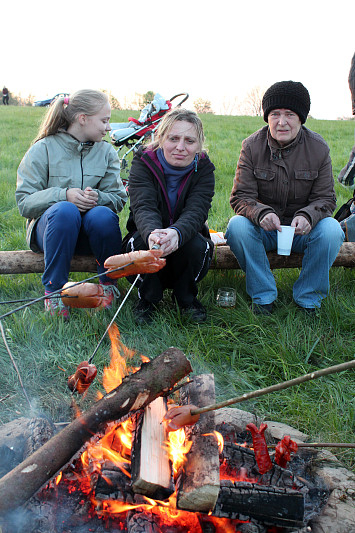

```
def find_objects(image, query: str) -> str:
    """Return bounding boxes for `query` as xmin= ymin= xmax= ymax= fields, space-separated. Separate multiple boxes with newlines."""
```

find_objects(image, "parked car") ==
xmin=33 ymin=93 xmax=70 ymax=107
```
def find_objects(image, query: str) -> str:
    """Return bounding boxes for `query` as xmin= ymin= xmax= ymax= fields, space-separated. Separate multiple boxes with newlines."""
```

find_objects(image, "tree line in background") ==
xmin=1 ymin=87 xmax=267 ymax=116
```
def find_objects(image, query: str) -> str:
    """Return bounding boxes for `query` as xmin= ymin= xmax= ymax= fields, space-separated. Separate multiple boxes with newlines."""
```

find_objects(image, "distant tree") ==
xmin=8 ymin=92 xmax=34 ymax=106
xmin=101 ymin=89 xmax=121 ymax=110
xmin=243 ymin=86 xmax=265 ymax=116
xmin=220 ymin=96 xmax=243 ymax=116
xmin=194 ymin=98 xmax=214 ymax=114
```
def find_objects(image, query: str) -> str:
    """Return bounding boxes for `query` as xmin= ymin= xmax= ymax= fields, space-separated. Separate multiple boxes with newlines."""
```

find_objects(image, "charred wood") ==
xmin=213 ymin=480 xmax=305 ymax=528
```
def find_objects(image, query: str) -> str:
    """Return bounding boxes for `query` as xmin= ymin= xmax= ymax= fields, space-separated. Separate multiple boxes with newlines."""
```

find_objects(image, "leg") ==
xmin=168 ymin=233 xmax=212 ymax=307
xmin=226 ymin=215 xmax=277 ymax=305
xmin=35 ymin=202 xmax=81 ymax=292
xmin=292 ymin=218 xmax=345 ymax=308
xmin=80 ymin=206 xmax=122 ymax=284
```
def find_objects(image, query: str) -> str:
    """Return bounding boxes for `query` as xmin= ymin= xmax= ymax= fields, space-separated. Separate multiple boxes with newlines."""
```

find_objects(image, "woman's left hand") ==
xmin=149 ymin=228 xmax=179 ymax=256
xmin=84 ymin=187 xmax=98 ymax=203
xmin=291 ymin=216 xmax=311 ymax=235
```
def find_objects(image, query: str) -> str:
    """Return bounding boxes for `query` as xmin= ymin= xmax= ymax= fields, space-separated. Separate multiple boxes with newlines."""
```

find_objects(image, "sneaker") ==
xmin=44 ymin=292 xmax=70 ymax=319
xmin=134 ymin=298 xmax=155 ymax=325
xmin=251 ymin=303 xmax=273 ymax=316
xmin=296 ymin=304 xmax=317 ymax=315
xmin=100 ymin=284 xmax=121 ymax=309
xmin=180 ymin=298 xmax=207 ymax=323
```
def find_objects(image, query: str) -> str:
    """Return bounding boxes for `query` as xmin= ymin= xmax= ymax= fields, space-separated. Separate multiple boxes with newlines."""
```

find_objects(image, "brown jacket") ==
xmin=230 ymin=126 xmax=337 ymax=228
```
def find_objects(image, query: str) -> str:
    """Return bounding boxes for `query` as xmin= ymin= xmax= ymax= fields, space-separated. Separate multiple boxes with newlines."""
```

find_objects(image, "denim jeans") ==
xmin=35 ymin=202 xmax=122 ymax=292
xmin=225 ymin=215 xmax=345 ymax=309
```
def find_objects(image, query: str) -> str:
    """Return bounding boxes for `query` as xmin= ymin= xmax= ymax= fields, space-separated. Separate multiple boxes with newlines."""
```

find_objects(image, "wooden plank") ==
xmin=131 ymin=397 xmax=173 ymax=499
xmin=176 ymin=374 xmax=220 ymax=513
xmin=0 ymin=242 xmax=354 ymax=275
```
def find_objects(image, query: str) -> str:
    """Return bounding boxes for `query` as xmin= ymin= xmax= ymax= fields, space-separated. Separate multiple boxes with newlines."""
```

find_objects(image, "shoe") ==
xmin=297 ymin=305 xmax=317 ymax=315
xmin=134 ymin=298 xmax=155 ymax=325
xmin=44 ymin=292 xmax=70 ymax=319
xmin=180 ymin=298 xmax=207 ymax=323
xmin=251 ymin=303 xmax=273 ymax=316
xmin=100 ymin=283 xmax=120 ymax=309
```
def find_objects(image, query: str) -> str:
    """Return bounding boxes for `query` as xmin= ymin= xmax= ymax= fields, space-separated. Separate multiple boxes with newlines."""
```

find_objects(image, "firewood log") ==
xmin=176 ymin=374 xmax=220 ymax=513
xmin=0 ymin=348 xmax=192 ymax=514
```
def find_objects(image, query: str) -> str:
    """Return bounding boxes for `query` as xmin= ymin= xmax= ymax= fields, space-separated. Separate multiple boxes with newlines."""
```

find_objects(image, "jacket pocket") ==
xmin=254 ymin=168 xmax=275 ymax=199
xmin=294 ymin=170 xmax=318 ymax=199
xmin=83 ymin=167 xmax=107 ymax=187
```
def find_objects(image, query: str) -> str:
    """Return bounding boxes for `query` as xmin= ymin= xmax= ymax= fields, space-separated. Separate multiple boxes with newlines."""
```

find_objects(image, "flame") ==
xmin=55 ymin=472 xmax=62 ymax=485
xmin=102 ymin=323 xmax=138 ymax=393
xmin=202 ymin=431 xmax=224 ymax=454
xmin=166 ymin=427 xmax=192 ymax=475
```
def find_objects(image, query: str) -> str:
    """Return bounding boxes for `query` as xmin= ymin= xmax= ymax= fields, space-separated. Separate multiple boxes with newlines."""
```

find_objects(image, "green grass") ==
xmin=0 ymin=106 xmax=354 ymax=471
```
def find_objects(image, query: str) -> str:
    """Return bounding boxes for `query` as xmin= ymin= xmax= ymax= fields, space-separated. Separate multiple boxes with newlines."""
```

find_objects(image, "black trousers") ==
xmin=123 ymin=231 xmax=213 ymax=306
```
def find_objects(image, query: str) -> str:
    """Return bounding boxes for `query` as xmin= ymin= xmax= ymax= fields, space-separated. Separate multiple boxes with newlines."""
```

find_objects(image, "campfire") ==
xmin=0 ymin=325 xmax=353 ymax=533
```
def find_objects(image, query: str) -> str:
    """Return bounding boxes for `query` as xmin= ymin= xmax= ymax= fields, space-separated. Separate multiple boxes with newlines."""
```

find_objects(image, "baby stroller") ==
xmin=110 ymin=92 xmax=189 ymax=190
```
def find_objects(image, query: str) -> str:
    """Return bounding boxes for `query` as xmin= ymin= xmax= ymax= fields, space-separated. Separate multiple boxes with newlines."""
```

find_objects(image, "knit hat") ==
xmin=262 ymin=81 xmax=311 ymax=124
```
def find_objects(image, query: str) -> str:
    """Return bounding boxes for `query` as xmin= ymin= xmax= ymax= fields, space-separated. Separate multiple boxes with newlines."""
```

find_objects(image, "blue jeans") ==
xmin=35 ymin=202 xmax=122 ymax=292
xmin=225 ymin=216 xmax=345 ymax=309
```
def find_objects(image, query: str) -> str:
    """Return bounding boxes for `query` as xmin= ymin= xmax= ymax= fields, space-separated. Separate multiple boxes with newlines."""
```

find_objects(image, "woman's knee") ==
xmin=84 ymin=207 xmax=121 ymax=238
xmin=46 ymin=202 xmax=81 ymax=228
xmin=226 ymin=215 xmax=253 ymax=244
xmin=313 ymin=217 xmax=345 ymax=246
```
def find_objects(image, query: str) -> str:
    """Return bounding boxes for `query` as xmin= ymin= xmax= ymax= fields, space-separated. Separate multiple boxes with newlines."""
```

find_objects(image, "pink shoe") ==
xmin=44 ymin=292 xmax=70 ymax=319
xmin=100 ymin=284 xmax=120 ymax=309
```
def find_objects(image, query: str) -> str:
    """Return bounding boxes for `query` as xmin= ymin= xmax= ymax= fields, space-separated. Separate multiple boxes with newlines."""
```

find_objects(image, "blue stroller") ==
xmin=110 ymin=92 xmax=189 ymax=190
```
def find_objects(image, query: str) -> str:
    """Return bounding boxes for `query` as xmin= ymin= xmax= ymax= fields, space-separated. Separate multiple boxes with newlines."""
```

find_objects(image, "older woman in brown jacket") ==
xmin=226 ymin=81 xmax=344 ymax=315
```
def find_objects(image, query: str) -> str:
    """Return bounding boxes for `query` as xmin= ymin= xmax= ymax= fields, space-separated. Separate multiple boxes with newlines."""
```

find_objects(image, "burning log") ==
xmin=176 ymin=374 xmax=220 ymax=513
xmin=131 ymin=397 xmax=173 ymax=499
xmin=0 ymin=347 xmax=192 ymax=514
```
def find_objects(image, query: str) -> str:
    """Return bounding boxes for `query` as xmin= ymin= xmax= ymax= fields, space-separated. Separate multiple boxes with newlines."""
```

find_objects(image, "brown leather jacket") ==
xmin=230 ymin=126 xmax=337 ymax=228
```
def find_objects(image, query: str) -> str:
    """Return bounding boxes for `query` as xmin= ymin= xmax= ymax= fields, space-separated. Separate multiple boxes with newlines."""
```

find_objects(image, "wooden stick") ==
xmin=242 ymin=443 xmax=355 ymax=450
xmin=191 ymin=360 xmax=355 ymax=416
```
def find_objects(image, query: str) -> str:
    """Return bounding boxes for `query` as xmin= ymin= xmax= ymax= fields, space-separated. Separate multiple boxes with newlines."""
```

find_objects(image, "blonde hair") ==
xmin=149 ymin=108 xmax=204 ymax=152
xmin=33 ymin=89 xmax=109 ymax=143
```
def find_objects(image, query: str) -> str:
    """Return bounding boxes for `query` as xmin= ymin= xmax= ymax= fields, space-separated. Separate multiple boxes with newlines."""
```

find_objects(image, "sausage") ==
xmin=163 ymin=405 xmax=200 ymax=432
xmin=246 ymin=423 xmax=273 ymax=475
xmin=104 ymin=249 xmax=166 ymax=279
xmin=68 ymin=361 xmax=97 ymax=394
xmin=274 ymin=435 xmax=298 ymax=469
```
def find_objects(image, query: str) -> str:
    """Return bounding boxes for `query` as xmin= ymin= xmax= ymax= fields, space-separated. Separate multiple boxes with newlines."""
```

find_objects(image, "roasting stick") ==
xmin=0 ymin=262 xmax=135 ymax=320
xmin=0 ymin=320 xmax=32 ymax=409
xmin=89 ymin=274 xmax=140 ymax=364
xmin=164 ymin=359 xmax=355 ymax=430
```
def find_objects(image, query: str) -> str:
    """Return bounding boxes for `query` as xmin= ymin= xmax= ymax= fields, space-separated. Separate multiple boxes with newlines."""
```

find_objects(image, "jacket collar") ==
xmin=57 ymin=130 xmax=95 ymax=153
xmin=267 ymin=127 xmax=303 ymax=159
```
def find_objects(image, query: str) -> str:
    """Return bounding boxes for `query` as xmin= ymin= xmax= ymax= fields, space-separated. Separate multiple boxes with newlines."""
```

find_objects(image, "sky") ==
xmin=1 ymin=0 xmax=354 ymax=120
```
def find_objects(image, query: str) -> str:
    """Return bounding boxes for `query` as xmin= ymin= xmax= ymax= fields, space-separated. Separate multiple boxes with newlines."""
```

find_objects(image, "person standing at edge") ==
xmin=226 ymin=81 xmax=344 ymax=315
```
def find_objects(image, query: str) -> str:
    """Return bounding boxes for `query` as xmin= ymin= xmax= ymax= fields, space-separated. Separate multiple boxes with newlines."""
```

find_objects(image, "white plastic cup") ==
xmin=277 ymin=225 xmax=295 ymax=255
xmin=216 ymin=287 xmax=236 ymax=308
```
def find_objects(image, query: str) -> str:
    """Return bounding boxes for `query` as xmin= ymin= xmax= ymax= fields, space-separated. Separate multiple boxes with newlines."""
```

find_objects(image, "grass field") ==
xmin=0 ymin=106 xmax=354 ymax=471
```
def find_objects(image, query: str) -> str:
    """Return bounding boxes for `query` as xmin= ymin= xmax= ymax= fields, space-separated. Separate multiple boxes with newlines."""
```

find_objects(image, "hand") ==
xmin=260 ymin=213 xmax=281 ymax=232
xmin=66 ymin=188 xmax=97 ymax=212
xmin=83 ymin=187 xmax=98 ymax=203
xmin=148 ymin=228 xmax=179 ymax=257
xmin=291 ymin=216 xmax=311 ymax=235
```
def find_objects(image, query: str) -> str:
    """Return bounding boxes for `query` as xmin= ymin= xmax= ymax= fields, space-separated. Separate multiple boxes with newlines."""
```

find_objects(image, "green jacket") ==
xmin=16 ymin=131 xmax=127 ymax=250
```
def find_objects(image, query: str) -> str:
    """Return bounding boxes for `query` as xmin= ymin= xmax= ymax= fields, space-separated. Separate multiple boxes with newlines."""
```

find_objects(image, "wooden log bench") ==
xmin=0 ymin=243 xmax=354 ymax=275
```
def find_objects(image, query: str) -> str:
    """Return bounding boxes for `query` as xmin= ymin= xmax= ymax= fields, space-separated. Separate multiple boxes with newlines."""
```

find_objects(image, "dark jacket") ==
xmin=230 ymin=125 xmax=337 ymax=228
xmin=126 ymin=147 xmax=215 ymax=246
xmin=349 ymin=52 xmax=355 ymax=116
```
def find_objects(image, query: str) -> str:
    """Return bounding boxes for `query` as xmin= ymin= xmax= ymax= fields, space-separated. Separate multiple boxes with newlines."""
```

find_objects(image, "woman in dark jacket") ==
xmin=123 ymin=108 xmax=215 ymax=324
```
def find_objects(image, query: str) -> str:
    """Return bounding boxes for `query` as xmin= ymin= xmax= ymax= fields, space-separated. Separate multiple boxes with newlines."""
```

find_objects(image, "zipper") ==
xmin=80 ymin=152 xmax=84 ymax=189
